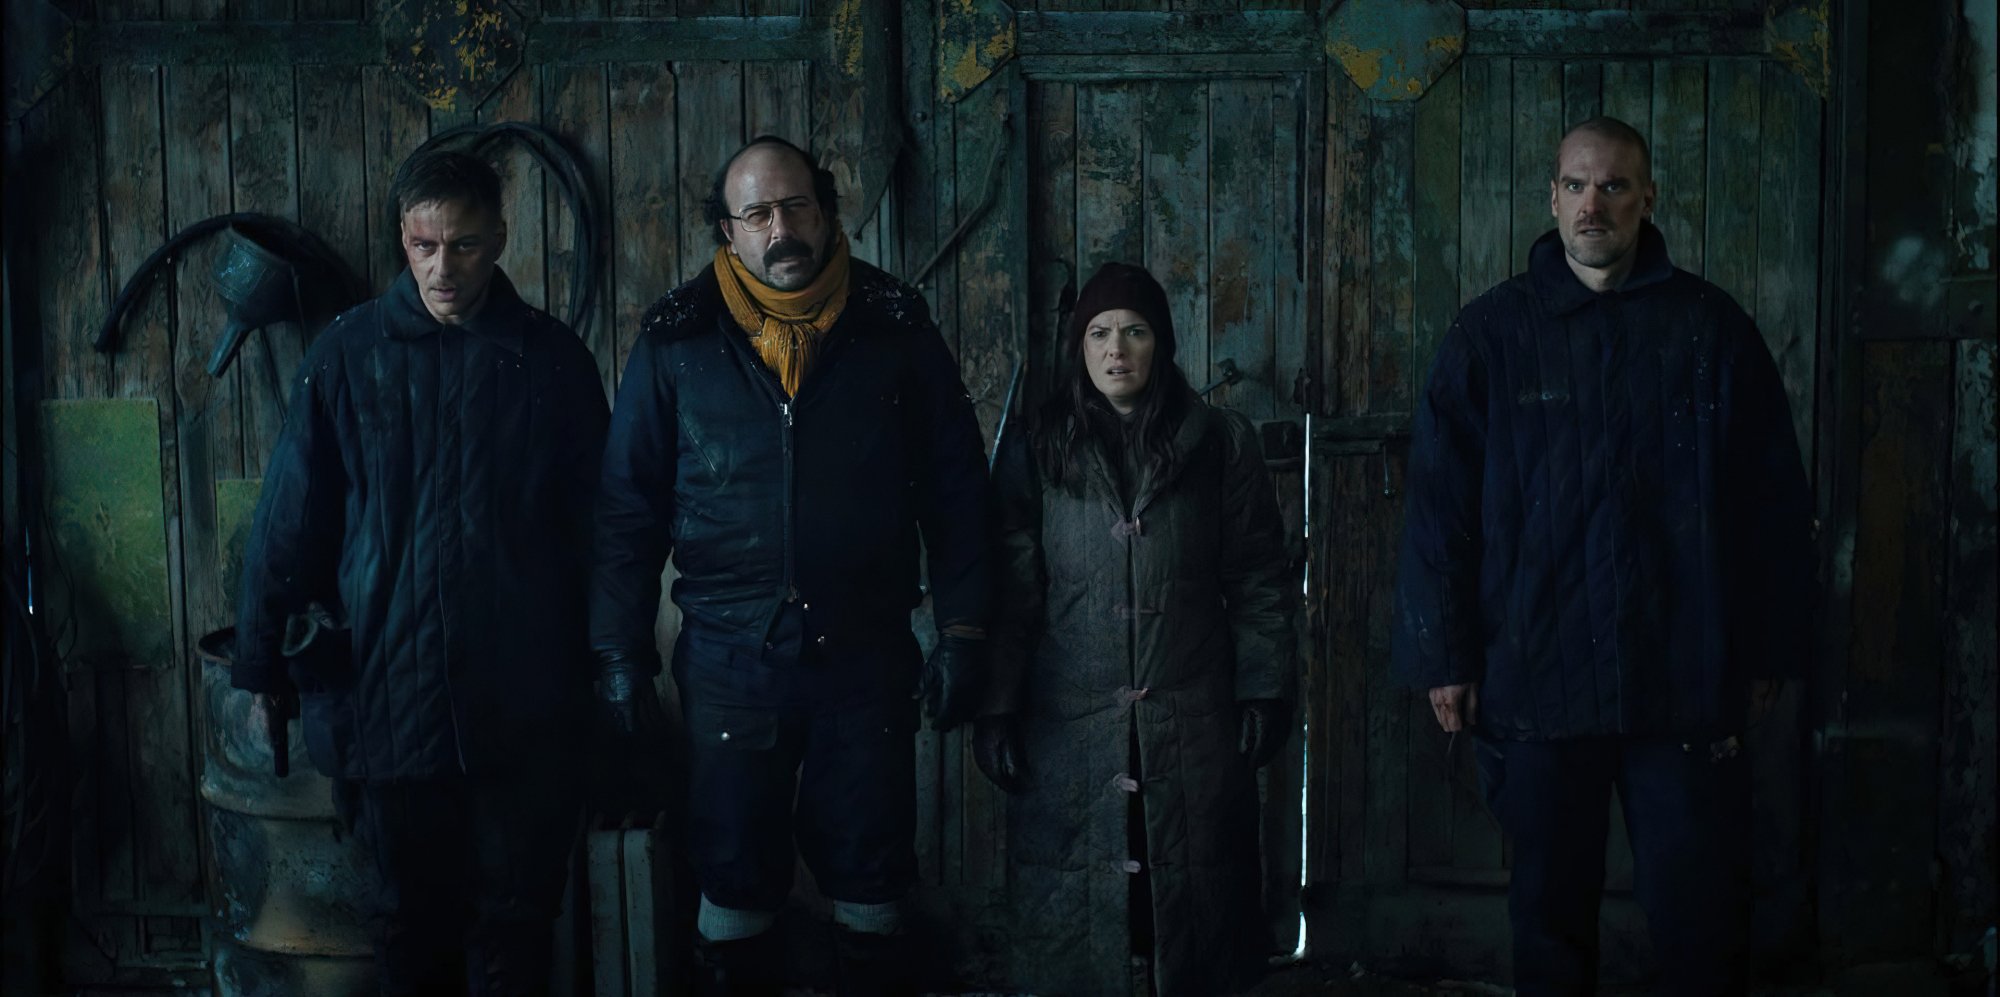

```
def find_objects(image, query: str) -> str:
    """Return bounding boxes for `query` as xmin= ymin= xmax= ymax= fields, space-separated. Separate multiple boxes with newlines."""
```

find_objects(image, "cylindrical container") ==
xmin=198 ymin=628 xmax=376 ymax=997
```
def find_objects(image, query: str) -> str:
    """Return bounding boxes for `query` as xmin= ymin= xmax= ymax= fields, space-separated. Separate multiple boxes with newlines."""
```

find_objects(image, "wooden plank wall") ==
xmin=17 ymin=0 xmax=1996 ymax=988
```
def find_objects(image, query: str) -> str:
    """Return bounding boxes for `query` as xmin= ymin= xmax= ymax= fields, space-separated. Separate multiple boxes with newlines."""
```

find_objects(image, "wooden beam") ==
xmin=1465 ymin=10 xmax=1767 ymax=58
xmin=73 ymin=17 xmax=826 ymax=67
xmin=1020 ymin=54 xmax=1315 ymax=80
xmin=1015 ymin=10 xmax=1317 ymax=58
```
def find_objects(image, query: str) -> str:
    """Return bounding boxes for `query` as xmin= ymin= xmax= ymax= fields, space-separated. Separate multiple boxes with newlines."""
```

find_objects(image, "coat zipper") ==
xmin=781 ymin=399 xmax=796 ymax=600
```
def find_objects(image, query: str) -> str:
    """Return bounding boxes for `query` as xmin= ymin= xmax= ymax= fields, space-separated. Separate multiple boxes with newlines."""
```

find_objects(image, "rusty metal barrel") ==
xmin=198 ymin=628 xmax=377 ymax=996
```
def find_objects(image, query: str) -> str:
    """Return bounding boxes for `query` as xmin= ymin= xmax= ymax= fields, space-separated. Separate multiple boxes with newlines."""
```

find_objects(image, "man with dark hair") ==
xmin=1392 ymin=116 xmax=1815 ymax=995
xmin=234 ymin=148 xmax=609 ymax=996
xmin=590 ymin=135 xmax=990 ymax=994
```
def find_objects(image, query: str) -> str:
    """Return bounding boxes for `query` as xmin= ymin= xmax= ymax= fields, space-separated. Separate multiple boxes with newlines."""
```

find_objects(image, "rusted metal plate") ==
xmin=1766 ymin=0 xmax=1831 ymax=100
xmin=379 ymin=0 xmax=526 ymax=113
xmin=1324 ymin=0 xmax=1465 ymax=103
xmin=938 ymin=0 xmax=1016 ymax=104
xmin=41 ymin=399 xmax=173 ymax=670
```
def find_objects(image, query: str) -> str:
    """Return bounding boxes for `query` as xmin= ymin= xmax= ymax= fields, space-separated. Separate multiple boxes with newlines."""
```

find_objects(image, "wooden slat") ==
xmin=1509 ymin=59 xmax=1562 ymax=275
xmin=1325 ymin=72 xmax=1369 ymax=416
xmin=1832 ymin=340 xmax=1954 ymax=958
xmin=1459 ymin=57 xmax=1512 ymax=307
xmin=163 ymin=64 xmax=240 ymax=818
xmin=1942 ymin=339 xmax=1998 ymax=952
xmin=744 ymin=61 xmax=812 ymax=149
xmin=481 ymin=67 xmax=550 ymax=312
xmin=1269 ymin=76 xmax=1307 ymax=419
xmin=30 ymin=71 xmax=114 ymax=934
xmin=1600 ymin=59 xmax=1652 ymax=137
xmin=228 ymin=64 xmax=303 ymax=477
xmin=1563 ymin=60 xmax=1603 ymax=125
xmin=1073 ymin=83 xmax=1144 ymax=281
xmin=232 ymin=0 xmax=293 ymax=19
xmin=1207 ymin=79 xmax=1275 ymax=418
xmin=1650 ymin=59 xmax=1706 ymax=274
xmin=164 ymin=0 xmax=224 ymax=19
xmin=1365 ymin=102 xmax=1415 ymax=419
xmin=1411 ymin=62 xmax=1462 ymax=399
xmin=299 ymin=66 xmax=370 ymax=296
xmin=1140 ymin=80 xmax=1209 ymax=384
xmin=586 ymin=830 xmax=630 ymax=996
xmin=1361 ymin=455 xmax=1410 ymax=886
xmin=543 ymin=64 xmax=615 ymax=391
xmin=950 ymin=68 xmax=1020 ymax=894
xmin=296 ymin=0 xmax=360 ymax=19
xmin=1753 ymin=63 xmax=1822 ymax=475
xmin=900 ymin=0 xmax=946 ymax=889
xmin=362 ymin=66 xmax=432 ymax=293
xmin=1702 ymin=57 xmax=1760 ymax=310
xmin=673 ymin=62 xmax=741 ymax=290
xmin=609 ymin=64 xmax=678 ymax=383
xmin=1028 ymin=80 xmax=1077 ymax=399
xmin=101 ymin=65 xmax=204 ymax=916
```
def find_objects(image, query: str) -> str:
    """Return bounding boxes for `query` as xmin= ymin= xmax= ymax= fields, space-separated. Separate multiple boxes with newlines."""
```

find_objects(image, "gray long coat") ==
xmin=990 ymin=397 xmax=1297 ymax=997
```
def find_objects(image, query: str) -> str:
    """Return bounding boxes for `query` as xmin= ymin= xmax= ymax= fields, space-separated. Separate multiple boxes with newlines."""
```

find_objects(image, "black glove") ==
xmin=972 ymin=714 xmax=1025 ymax=793
xmin=1238 ymin=698 xmax=1293 ymax=769
xmin=915 ymin=632 xmax=985 ymax=732
xmin=596 ymin=654 xmax=656 ymax=740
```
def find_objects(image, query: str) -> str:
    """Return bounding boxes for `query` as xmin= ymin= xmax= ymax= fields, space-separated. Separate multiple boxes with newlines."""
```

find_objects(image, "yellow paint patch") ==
xmin=834 ymin=0 xmax=865 ymax=79
xmin=1332 ymin=42 xmax=1386 ymax=93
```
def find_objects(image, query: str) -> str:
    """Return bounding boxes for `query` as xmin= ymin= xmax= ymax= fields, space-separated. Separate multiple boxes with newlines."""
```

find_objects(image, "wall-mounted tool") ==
xmin=207 ymin=227 xmax=303 ymax=379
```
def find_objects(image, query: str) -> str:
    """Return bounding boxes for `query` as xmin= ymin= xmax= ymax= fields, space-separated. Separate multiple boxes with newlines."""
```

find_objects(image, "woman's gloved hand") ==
xmin=973 ymin=714 xmax=1025 ymax=793
xmin=1237 ymin=698 xmax=1294 ymax=769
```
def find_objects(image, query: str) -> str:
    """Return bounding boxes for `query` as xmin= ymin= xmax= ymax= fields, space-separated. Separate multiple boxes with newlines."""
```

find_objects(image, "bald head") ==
xmin=1553 ymin=116 xmax=1652 ymax=185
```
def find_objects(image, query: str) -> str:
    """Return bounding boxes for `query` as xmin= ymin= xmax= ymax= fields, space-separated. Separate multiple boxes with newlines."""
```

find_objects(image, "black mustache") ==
xmin=764 ymin=239 xmax=812 ymax=265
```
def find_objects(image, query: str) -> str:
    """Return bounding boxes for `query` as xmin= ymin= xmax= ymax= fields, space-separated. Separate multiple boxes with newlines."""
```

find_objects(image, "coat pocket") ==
xmin=687 ymin=703 xmax=780 ymax=752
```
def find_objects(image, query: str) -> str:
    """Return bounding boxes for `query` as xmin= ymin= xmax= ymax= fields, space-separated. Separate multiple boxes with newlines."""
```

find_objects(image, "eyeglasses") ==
xmin=726 ymin=197 xmax=818 ymax=233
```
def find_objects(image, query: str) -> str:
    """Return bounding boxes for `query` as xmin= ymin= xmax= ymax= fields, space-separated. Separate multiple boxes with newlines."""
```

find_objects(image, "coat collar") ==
xmin=1528 ymin=221 xmax=1675 ymax=316
xmin=382 ymin=267 xmax=533 ymax=354
xmin=1081 ymin=388 xmax=1214 ymax=520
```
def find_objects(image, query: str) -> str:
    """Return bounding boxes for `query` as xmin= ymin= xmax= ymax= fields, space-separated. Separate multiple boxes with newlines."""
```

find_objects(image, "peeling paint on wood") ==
xmin=1766 ymin=0 xmax=1831 ymax=100
xmin=938 ymin=0 xmax=1016 ymax=104
xmin=1325 ymin=0 xmax=1466 ymax=103
xmin=380 ymin=0 xmax=525 ymax=113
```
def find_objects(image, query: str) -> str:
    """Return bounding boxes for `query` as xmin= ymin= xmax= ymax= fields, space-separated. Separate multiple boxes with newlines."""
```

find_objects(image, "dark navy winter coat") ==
xmin=588 ymin=260 xmax=989 ymax=669
xmin=1391 ymin=224 xmax=1815 ymax=740
xmin=233 ymin=269 xmax=610 ymax=780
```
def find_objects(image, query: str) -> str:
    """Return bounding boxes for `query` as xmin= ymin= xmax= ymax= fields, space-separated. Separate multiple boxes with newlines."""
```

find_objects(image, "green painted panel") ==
xmin=215 ymin=478 xmax=264 ymax=613
xmin=41 ymin=398 xmax=172 ymax=669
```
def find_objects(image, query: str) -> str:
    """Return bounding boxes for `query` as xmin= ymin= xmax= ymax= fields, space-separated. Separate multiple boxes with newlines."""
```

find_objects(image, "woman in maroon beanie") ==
xmin=981 ymin=261 xmax=1298 ymax=996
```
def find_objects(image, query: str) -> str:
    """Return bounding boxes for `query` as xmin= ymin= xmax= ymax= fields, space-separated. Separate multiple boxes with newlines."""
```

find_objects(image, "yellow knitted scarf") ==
xmin=715 ymin=231 xmax=852 ymax=397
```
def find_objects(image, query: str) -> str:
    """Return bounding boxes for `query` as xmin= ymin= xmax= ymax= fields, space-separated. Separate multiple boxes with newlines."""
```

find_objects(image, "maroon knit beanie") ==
xmin=1067 ymin=262 xmax=1177 ymax=367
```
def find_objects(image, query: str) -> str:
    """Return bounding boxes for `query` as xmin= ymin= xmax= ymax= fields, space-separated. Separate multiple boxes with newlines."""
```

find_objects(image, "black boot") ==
xmin=693 ymin=934 xmax=784 ymax=997
xmin=833 ymin=928 xmax=916 ymax=997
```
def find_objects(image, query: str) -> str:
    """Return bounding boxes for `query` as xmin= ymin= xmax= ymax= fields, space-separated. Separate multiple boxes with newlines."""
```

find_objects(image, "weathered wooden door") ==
xmin=1302 ymin=1 xmax=1829 ymax=980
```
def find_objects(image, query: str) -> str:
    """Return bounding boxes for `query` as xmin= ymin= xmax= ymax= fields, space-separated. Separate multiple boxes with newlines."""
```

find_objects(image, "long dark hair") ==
xmin=1032 ymin=263 xmax=1193 ymax=490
